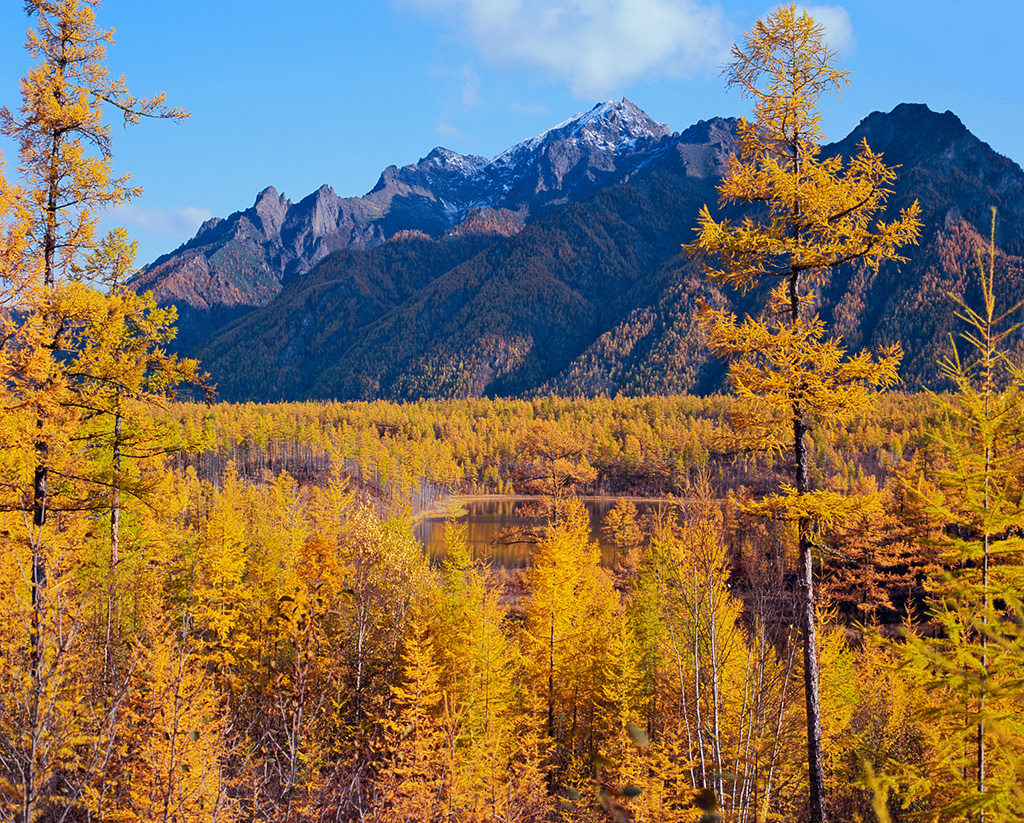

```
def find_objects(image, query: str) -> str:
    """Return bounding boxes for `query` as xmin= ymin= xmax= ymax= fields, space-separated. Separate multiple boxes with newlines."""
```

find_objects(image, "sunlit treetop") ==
xmin=727 ymin=3 xmax=849 ymax=155
xmin=0 ymin=0 xmax=187 ymax=285
xmin=688 ymin=3 xmax=920 ymax=298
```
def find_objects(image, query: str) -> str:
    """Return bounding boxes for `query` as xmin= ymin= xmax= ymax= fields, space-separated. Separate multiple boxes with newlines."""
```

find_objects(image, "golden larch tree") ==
xmin=0 ymin=0 xmax=188 ymax=577
xmin=1 ymin=0 xmax=186 ymax=286
xmin=685 ymin=6 xmax=920 ymax=822
xmin=0 ymin=4 xmax=191 ymax=821
xmin=899 ymin=210 xmax=1024 ymax=822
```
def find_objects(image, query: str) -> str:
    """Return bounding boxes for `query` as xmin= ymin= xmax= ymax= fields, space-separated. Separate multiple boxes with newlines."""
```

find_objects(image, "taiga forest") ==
xmin=0 ymin=3 xmax=1022 ymax=823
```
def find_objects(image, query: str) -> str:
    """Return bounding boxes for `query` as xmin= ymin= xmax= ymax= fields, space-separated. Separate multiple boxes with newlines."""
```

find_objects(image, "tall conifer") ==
xmin=685 ymin=6 xmax=920 ymax=821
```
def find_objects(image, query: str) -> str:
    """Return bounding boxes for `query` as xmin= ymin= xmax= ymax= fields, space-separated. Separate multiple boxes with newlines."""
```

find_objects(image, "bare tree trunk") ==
xmin=692 ymin=567 xmax=708 ymax=788
xmin=26 ymin=437 xmax=48 ymax=823
xmin=733 ymin=638 xmax=754 ymax=822
xmin=706 ymin=545 xmax=725 ymax=805
xmin=794 ymin=407 xmax=826 ymax=823
xmin=798 ymin=517 xmax=827 ymax=823
xmin=789 ymin=249 xmax=827 ymax=823
xmin=548 ymin=614 xmax=555 ymax=740
xmin=666 ymin=615 xmax=697 ymax=789
xmin=978 ymin=529 xmax=988 ymax=823
xmin=761 ymin=627 xmax=798 ymax=821
xmin=32 ymin=434 xmax=48 ymax=627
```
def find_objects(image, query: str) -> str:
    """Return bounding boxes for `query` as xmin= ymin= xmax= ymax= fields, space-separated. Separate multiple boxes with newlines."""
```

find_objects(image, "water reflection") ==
xmin=414 ymin=498 xmax=663 ymax=568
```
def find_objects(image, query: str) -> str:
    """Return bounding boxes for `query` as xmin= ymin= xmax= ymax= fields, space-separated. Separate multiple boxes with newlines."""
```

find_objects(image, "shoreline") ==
xmin=410 ymin=493 xmax=680 ymax=523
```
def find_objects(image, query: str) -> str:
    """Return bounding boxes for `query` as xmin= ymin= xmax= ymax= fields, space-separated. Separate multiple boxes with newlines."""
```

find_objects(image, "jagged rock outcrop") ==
xmin=826 ymin=103 xmax=1024 ymax=255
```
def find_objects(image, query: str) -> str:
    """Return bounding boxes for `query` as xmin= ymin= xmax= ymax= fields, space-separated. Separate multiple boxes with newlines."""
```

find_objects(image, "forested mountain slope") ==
xmin=139 ymin=101 xmax=1024 ymax=401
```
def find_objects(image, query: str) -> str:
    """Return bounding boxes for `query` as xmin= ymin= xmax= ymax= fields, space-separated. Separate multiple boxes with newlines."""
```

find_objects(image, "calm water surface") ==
xmin=414 ymin=498 xmax=665 ymax=568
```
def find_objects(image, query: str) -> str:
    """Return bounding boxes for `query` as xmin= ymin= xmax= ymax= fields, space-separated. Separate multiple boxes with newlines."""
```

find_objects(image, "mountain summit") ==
xmin=484 ymin=98 xmax=672 ymax=204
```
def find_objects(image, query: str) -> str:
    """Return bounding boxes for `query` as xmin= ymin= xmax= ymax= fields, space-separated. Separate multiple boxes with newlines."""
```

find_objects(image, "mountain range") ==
xmin=130 ymin=99 xmax=1024 ymax=402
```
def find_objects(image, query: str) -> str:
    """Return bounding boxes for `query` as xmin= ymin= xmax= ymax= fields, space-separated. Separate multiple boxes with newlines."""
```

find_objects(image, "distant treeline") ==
xmin=167 ymin=392 xmax=933 ymax=505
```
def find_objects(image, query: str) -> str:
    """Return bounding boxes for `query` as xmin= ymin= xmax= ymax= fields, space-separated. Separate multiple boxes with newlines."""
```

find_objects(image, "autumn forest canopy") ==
xmin=0 ymin=3 xmax=1023 ymax=823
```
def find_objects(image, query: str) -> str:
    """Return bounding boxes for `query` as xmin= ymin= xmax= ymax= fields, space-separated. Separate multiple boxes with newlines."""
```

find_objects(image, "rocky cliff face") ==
xmin=825 ymin=103 xmax=1024 ymax=254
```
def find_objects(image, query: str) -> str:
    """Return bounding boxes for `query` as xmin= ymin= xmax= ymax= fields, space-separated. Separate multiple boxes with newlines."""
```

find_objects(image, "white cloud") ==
xmin=436 ymin=120 xmax=467 ymax=139
xmin=458 ymin=64 xmax=481 ymax=106
xmin=430 ymin=63 xmax=481 ymax=139
xmin=509 ymin=100 xmax=549 ymax=116
xmin=397 ymin=0 xmax=731 ymax=98
xmin=112 ymin=204 xmax=214 ymax=237
xmin=797 ymin=5 xmax=854 ymax=53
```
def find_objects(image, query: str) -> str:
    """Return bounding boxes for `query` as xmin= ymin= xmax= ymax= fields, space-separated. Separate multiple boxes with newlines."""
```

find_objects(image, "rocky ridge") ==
xmin=135 ymin=100 xmax=1024 ymax=402
xmin=130 ymin=98 xmax=709 ymax=349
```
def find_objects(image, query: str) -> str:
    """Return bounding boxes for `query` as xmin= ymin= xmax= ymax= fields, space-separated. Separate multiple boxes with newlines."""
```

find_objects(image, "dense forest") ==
xmin=3 ymin=385 xmax=1019 ymax=822
xmin=2 ymin=3 xmax=1023 ymax=823
xmin=164 ymin=392 xmax=921 ymax=507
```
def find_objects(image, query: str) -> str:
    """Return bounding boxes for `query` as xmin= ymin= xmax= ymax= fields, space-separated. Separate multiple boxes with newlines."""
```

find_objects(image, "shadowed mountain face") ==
xmin=136 ymin=101 xmax=1024 ymax=402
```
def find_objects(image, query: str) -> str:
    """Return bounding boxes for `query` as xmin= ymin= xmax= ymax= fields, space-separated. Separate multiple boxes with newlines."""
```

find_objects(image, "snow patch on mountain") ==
xmin=490 ymin=98 xmax=669 ymax=170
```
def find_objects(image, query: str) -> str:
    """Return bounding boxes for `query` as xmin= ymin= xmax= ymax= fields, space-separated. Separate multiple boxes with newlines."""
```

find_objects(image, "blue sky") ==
xmin=2 ymin=0 xmax=1022 ymax=268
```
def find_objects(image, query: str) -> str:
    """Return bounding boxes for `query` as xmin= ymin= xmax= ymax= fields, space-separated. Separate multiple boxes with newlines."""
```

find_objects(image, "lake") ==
xmin=414 ymin=497 xmax=666 ymax=567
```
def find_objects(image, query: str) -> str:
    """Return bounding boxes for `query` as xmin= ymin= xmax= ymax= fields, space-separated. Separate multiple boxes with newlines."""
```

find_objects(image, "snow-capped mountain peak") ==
xmin=490 ymin=98 xmax=670 ymax=170
xmin=420 ymin=146 xmax=489 ymax=173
